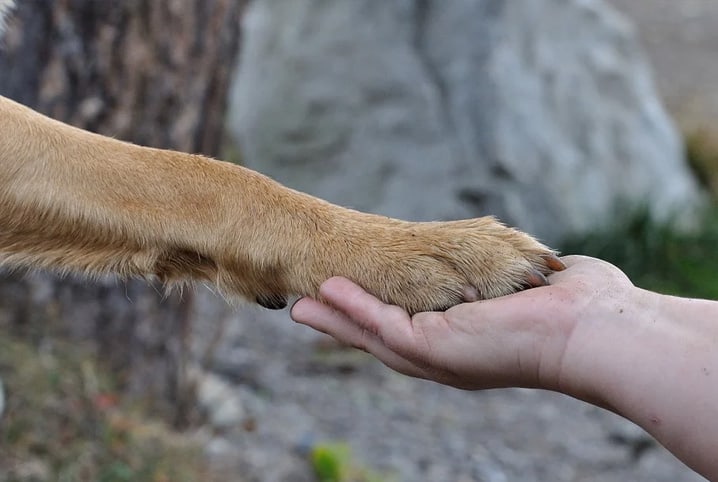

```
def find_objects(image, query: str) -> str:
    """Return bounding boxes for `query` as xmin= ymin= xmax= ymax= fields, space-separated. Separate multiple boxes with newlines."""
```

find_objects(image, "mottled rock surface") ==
xmin=608 ymin=0 xmax=718 ymax=129
xmin=229 ymin=0 xmax=701 ymax=244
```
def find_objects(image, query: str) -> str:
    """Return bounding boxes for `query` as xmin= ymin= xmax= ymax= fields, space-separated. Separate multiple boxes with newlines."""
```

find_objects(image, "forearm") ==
xmin=562 ymin=289 xmax=718 ymax=478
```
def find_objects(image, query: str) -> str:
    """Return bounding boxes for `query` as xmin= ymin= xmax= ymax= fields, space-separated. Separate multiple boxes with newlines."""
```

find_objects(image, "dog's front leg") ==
xmin=0 ymin=95 xmax=316 ymax=297
xmin=0 ymin=95 xmax=563 ymax=314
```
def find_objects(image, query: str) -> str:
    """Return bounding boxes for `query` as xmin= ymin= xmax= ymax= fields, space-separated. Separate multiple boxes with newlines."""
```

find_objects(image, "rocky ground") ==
xmin=191 ymin=293 xmax=704 ymax=482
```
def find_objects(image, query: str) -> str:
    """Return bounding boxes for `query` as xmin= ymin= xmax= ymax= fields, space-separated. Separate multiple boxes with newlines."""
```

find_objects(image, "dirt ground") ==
xmin=200 ymin=303 xmax=706 ymax=482
xmin=608 ymin=0 xmax=718 ymax=130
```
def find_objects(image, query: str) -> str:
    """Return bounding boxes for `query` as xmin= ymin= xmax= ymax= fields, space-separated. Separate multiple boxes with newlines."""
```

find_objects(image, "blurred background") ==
xmin=0 ymin=0 xmax=716 ymax=481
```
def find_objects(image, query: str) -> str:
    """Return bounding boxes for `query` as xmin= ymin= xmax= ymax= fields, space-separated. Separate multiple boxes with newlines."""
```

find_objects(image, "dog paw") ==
xmin=320 ymin=216 xmax=565 ymax=314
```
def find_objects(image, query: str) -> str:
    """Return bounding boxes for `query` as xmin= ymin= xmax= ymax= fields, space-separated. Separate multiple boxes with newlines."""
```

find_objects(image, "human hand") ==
xmin=292 ymin=256 xmax=718 ymax=480
xmin=291 ymin=256 xmax=637 ymax=392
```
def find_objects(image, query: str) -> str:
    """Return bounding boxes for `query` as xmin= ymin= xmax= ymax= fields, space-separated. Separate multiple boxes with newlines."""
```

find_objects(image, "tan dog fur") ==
xmin=0 ymin=3 xmax=561 ymax=314
xmin=0 ymin=96 xmax=561 ymax=313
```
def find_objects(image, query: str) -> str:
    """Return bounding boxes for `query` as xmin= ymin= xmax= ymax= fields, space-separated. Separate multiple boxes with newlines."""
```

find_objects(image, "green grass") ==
xmin=310 ymin=442 xmax=390 ymax=482
xmin=560 ymin=205 xmax=718 ymax=300
xmin=560 ymin=128 xmax=718 ymax=300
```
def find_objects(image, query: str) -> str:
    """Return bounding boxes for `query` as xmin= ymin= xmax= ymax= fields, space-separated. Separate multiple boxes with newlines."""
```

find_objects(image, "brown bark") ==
xmin=0 ymin=0 xmax=244 ymax=425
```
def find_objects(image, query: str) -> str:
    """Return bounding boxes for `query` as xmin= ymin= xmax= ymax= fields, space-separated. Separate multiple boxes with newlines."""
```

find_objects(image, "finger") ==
xmin=291 ymin=296 xmax=429 ymax=378
xmin=559 ymin=254 xmax=596 ymax=267
xmin=319 ymin=277 xmax=416 ymax=348
xmin=291 ymin=296 xmax=376 ymax=351
xmin=445 ymin=287 xmax=553 ymax=330
xmin=548 ymin=255 xmax=625 ymax=285
xmin=320 ymin=278 xmax=467 ymax=368
xmin=291 ymin=296 xmax=343 ymax=334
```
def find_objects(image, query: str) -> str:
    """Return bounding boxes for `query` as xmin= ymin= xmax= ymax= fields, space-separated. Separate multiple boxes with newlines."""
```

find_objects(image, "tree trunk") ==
xmin=0 ymin=0 xmax=244 ymax=426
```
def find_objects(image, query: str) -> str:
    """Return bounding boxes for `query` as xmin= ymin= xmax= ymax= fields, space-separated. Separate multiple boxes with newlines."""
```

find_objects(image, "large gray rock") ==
xmin=0 ymin=0 xmax=13 ymax=35
xmin=229 ymin=0 xmax=702 ymax=244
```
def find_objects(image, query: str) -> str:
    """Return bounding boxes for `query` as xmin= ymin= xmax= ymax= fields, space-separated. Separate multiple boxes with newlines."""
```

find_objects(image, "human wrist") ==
xmin=550 ymin=284 xmax=662 ymax=409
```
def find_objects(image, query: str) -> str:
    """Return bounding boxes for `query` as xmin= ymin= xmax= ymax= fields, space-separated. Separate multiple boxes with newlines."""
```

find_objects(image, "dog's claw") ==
xmin=256 ymin=293 xmax=288 ymax=310
xmin=542 ymin=254 xmax=566 ymax=272
xmin=525 ymin=270 xmax=549 ymax=288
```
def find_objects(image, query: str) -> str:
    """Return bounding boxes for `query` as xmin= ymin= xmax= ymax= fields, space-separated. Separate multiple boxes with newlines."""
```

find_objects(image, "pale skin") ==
xmin=291 ymin=255 xmax=718 ymax=480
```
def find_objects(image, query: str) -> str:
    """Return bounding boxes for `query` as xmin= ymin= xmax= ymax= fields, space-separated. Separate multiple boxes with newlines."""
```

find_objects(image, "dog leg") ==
xmin=0 ymin=96 xmax=562 ymax=314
